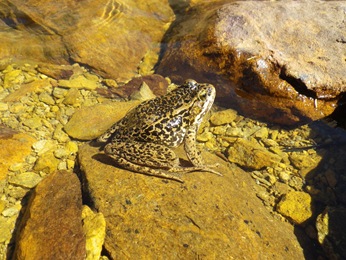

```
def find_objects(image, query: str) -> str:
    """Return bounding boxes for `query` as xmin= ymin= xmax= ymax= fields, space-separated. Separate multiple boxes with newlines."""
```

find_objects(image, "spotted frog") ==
xmin=97 ymin=79 xmax=222 ymax=182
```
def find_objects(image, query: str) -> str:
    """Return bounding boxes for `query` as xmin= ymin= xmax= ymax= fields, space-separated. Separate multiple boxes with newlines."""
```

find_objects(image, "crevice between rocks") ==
xmin=279 ymin=68 xmax=317 ymax=99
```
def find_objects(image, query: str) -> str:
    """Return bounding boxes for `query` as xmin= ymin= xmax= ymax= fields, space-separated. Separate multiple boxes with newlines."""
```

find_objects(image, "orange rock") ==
xmin=0 ymin=128 xmax=36 ymax=181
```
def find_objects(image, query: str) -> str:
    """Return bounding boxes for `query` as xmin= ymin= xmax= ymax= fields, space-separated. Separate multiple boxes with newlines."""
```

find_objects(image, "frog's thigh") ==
xmin=104 ymin=141 xmax=180 ymax=168
xmin=184 ymin=126 xmax=204 ymax=165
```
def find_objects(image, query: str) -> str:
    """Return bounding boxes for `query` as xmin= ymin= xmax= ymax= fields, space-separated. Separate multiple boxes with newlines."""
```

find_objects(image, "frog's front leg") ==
xmin=184 ymin=126 xmax=222 ymax=176
xmin=104 ymin=141 xmax=186 ymax=182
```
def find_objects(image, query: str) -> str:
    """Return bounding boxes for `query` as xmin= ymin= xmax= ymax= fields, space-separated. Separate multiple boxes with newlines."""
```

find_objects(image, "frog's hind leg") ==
xmin=104 ymin=141 xmax=185 ymax=182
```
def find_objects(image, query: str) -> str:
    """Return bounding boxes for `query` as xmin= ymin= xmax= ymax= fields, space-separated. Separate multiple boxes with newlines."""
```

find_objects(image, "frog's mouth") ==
xmin=193 ymin=85 xmax=216 ymax=125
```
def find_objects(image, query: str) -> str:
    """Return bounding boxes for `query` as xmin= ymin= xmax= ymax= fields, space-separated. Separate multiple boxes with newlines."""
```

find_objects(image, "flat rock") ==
xmin=0 ymin=0 xmax=174 ymax=82
xmin=156 ymin=1 xmax=345 ymax=125
xmin=12 ymin=170 xmax=85 ymax=260
xmin=64 ymin=101 xmax=140 ymax=140
xmin=78 ymin=143 xmax=308 ymax=259
xmin=0 ymin=127 xmax=36 ymax=180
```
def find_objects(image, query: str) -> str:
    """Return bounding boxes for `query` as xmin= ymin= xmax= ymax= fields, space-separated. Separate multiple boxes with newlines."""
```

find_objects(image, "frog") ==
xmin=97 ymin=79 xmax=222 ymax=182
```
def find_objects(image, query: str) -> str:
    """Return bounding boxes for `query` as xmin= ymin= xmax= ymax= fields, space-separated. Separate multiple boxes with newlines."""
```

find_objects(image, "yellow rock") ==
xmin=276 ymin=191 xmax=313 ymax=225
xmin=82 ymin=205 xmax=106 ymax=260
xmin=210 ymin=109 xmax=238 ymax=126
xmin=64 ymin=101 xmax=140 ymax=140
xmin=58 ymin=74 xmax=100 ymax=90
xmin=34 ymin=151 xmax=60 ymax=173
xmin=0 ymin=132 xmax=36 ymax=181
xmin=227 ymin=138 xmax=281 ymax=170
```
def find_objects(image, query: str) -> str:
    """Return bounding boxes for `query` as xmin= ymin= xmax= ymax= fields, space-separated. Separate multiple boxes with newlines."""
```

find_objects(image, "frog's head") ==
xmin=183 ymin=79 xmax=216 ymax=125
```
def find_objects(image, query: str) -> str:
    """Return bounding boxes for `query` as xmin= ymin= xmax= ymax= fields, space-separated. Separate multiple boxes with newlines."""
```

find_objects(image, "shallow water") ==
xmin=0 ymin=1 xmax=346 ymax=259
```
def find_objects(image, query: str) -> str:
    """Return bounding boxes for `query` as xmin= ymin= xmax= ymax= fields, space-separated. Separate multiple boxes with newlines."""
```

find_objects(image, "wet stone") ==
xmin=8 ymin=172 xmax=42 ymax=188
xmin=276 ymin=191 xmax=313 ymax=225
xmin=210 ymin=109 xmax=238 ymax=126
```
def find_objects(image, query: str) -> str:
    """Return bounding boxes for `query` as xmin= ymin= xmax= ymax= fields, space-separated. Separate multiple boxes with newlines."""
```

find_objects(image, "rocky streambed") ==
xmin=0 ymin=63 xmax=345 ymax=259
xmin=0 ymin=0 xmax=346 ymax=259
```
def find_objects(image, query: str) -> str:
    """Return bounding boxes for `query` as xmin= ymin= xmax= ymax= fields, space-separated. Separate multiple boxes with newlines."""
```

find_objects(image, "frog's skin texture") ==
xmin=98 ymin=79 xmax=222 ymax=182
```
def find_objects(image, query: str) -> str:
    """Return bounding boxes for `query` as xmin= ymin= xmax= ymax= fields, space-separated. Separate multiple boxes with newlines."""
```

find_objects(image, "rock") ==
xmin=130 ymin=82 xmax=156 ymax=101
xmin=156 ymin=1 xmax=344 ymax=125
xmin=210 ymin=109 xmax=238 ymax=126
xmin=106 ymin=74 xmax=169 ymax=98
xmin=276 ymin=191 xmax=313 ymax=225
xmin=0 ymin=216 xmax=14 ymax=243
xmin=12 ymin=171 xmax=85 ymax=260
xmin=22 ymin=116 xmax=43 ymax=129
xmin=3 ymin=78 xmax=52 ymax=102
xmin=289 ymin=152 xmax=322 ymax=170
xmin=78 ymin=143 xmax=308 ymax=259
xmin=62 ymin=88 xmax=83 ymax=106
xmin=34 ymin=151 xmax=60 ymax=173
xmin=82 ymin=205 xmax=106 ymax=260
xmin=52 ymin=125 xmax=70 ymax=143
xmin=0 ymin=128 xmax=36 ymax=181
xmin=0 ymin=0 xmax=174 ymax=82
xmin=227 ymin=138 xmax=281 ymax=170
xmin=316 ymin=207 xmax=346 ymax=259
xmin=64 ymin=101 xmax=140 ymax=140
xmin=1 ymin=204 xmax=22 ymax=217
xmin=8 ymin=172 xmax=42 ymax=189
xmin=38 ymin=92 xmax=55 ymax=105
xmin=36 ymin=64 xmax=74 ymax=80
xmin=32 ymin=139 xmax=57 ymax=155
xmin=58 ymin=74 xmax=100 ymax=90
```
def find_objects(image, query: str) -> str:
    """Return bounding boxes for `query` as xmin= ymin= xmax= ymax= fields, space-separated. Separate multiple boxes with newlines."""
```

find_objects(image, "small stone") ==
xmin=9 ymin=163 xmax=24 ymax=172
xmin=22 ymin=117 xmax=42 ymax=129
xmin=2 ymin=204 xmax=22 ymax=217
xmin=211 ymin=126 xmax=227 ymax=135
xmin=58 ymin=74 xmax=100 ymax=90
xmin=38 ymin=92 xmax=55 ymax=105
xmin=52 ymin=87 xmax=68 ymax=99
xmin=53 ymin=125 xmax=70 ymax=143
xmin=210 ymin=109 xmax=238 ymax=126
xmin=65 ymin=141 xmax=78 ymax=155
xmin=9 ymin=172 xmax=42 ymax=188
xmin=63 ymin=88 xmax=82 ymax=106
xmin=82 ymin=205 xmax=106 ymax=260
xmin=227 ymin=138 xmax=281 ymax=170
xmin=58 ymin=161 xmax=67 ymax=170
xmin=0 ymin=216 xmax=13 ymax=243
xmin=51 ymin=105 xmax=60 ymax=113
xmin=32 ymin=140 xmax=56 ymax=155
xmin=130 ymin=82 xmax=156 ymax=101
xmin=66 ymin=159 xmax=75 ymax=169
xmin=276 ymin=191 xmax=313 ymax=225
xmin=0 ymin=102 xmax=9 ymax=111
xmin=278 ymin=171 xmax=291 ymax=183
xmin=54 ymin=148 xmax=69 ymax=159
xmin=254 ymin=128 xmax=269 ymax=139
xmin=197 ymin=131 xmax=214 ymax=142
xmin=7 ymin=186 xmax=28 ymax=199
xmin=34 ymin=151 xmax=60 ymax=173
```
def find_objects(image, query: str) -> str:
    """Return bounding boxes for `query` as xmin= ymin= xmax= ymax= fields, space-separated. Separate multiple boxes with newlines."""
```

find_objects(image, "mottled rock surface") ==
xmin=157 ymin=1 xmax=345 ymax=125
xmin=78 ymin=143 xmax=308 ymax=259
xmin=0 ymin=0 xmax=174 ymax=81
xmin=0 ymin=127 xmax=36 ymax=180
xmin=13 ymin=170 xmax=85 ymax=259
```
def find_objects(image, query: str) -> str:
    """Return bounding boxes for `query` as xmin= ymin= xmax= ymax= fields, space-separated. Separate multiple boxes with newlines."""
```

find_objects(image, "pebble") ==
xmin=2 ymin=204 xmax=22 ymax=217
xmin=0 ymin=102 xmax=9 ymax=111
xmin=8 ymin=172 xmax=42 ymax=188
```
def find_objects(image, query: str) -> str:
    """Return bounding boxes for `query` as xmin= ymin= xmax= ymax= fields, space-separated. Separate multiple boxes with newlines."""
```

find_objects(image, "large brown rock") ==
xmin=0 ymin=0 xmax=174 ymax=81
xmin=78 ymin=143 xmax=310 ymax=259
xmin=12 ymin=170 xmax=85 ymax=260
xmin=157 ymin=1 xmax=344 ymax=125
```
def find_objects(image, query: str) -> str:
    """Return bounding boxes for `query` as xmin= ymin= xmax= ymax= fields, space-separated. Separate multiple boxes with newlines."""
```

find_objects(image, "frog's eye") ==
xmin=185 ymin=79 xmax=198 ymax=90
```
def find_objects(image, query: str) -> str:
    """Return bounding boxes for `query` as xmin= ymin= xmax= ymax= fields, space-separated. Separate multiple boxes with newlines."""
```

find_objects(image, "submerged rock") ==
xmin=0 ymin=0 xmax=174 ymax=82
xmin=12 ymin=170 xmax=85 ymax=259
xmin=78 ymin=143 xmax=307 ymax=259
xmin=157 ymin=1 xmax=344 ymax=125
xmin=0 ymin=127 xmax=36 ymax=181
